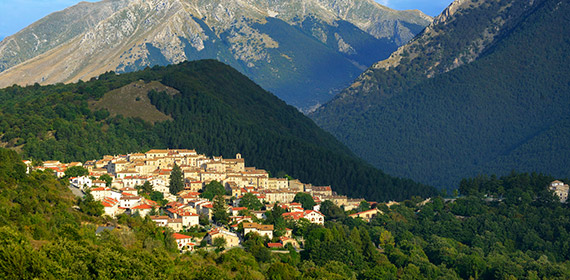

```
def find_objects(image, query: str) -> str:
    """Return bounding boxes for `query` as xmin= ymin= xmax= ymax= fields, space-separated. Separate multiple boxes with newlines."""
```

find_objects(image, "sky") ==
xmin=0 ymin=0 xmax=454 ymax=41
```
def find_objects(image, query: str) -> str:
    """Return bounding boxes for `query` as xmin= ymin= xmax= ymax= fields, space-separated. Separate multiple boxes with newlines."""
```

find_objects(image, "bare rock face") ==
xmin=0 ymin=0 xmax=431 ymax=109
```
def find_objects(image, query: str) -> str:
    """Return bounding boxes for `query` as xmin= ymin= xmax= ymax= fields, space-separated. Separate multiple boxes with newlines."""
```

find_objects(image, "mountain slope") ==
xmin=311 ymin=0 xmax=570 ymax=188
xmin=0 ymin=0 xmax=431 ymax=110
xmin=0 ymin=59 xmax=437 ymax=201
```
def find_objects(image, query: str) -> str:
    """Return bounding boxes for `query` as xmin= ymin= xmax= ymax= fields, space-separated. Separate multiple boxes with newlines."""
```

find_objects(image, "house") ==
xmin=229 ymin=206 xmax=248 ymax=216
xmin=43 ymin=160 xmax=62 ymax=169
xmin=22 ymin=160 xmax=32 ymax=174
xmin=267 ymin=178 xmax=288 ymax=190
xmin=91 ymin=187 xmax=112 ymax=201
xmin=130 ymin=203 xmax=154 ymax=218
xmin=178 ymin=211 xmax=200 ymax=228
xmin=173 ymin=233 xmax=196 ymax=252
xmin=205 ymin=228 xmax=240 ymax=248
xmin=70 ymin=176 xmax=93 ymax=190
xmin=311 ymin=186 xmax=333 ymax=197
xmin=167 ymin=218 xmax=183 ymax=232
xmin=150 ymin=216 xmax=169 ymax=227
xmin=185 ymin=180 xmax=203 ymax=192
xmin=549 ymin=180 xmax=570 ymax=203
xmin=92 ymin=179 xmax=107 ymax=188
xmin=119 ymin=195 xmax=141 ymax=209
xmin=303 ymin=210 xmax=325 ymax=225
xmin=121 ymin=187 xmax=139 ymax=196
xmin=349 ymin=208 xmax=382 ymax=222
xmin=149 ymin=177 xmax=168 ymax=194
xmin=101 ymin=197 xmax=121 ymax=218
xmin=279 ymin=236 xmax=299 ymax=248
xmin=243 ymin=223 xmax=274 ymax=239
xmin=283 ymin=210 xmax=325 ymax=225
xmin=251 ymin=210 xmax=266 ymax=220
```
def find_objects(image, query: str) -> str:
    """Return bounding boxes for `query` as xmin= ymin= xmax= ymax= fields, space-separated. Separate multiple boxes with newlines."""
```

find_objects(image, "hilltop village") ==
xmin=24 ymin=149 xmax=382 ymax=252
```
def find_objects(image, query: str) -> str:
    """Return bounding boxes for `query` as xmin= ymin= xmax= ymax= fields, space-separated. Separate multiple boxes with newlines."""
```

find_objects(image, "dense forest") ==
xmin=311 ymin=0 xmax=570 ymax=189
xmin=1 ymin=148 xmax=570 ymax=279
xmin=0 ymin=59 xmax=436 ymax=202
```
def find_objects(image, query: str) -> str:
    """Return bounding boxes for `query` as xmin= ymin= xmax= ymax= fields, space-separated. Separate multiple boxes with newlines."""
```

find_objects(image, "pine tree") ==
xmin=169 ymin=163 xmax=184 ymax=195
xmin=212 ymin=195 xmax=229 ymax=225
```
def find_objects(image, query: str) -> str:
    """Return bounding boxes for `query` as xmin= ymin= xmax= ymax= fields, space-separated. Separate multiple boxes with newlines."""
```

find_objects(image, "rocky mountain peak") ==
xmin=0 ymin=0 xmax=431 ymax=109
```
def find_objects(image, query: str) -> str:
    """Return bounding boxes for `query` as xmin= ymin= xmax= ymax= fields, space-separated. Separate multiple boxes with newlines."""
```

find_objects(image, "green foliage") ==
xmin=99 ymin=174 xmax=113 ymax=187
xmin=312 ymin=0 xmax=570 ymax=190
xmin=64 ymin=166 xmax=88 ymax=178
xmin=266 ymin=262 xmax=299 ymax=280
xmin=265 ymin=203 xmax=287 ymax=236
xmin=149 ymin=191 xmax=167 ymax=206
xmin=140 ymin=181 xmax=153 ymax=194
xmin=78 ymin=190 xmax=104 ymax=216
xmin=293 ymin=192 xmax=315 ymax=210
xmin=213 ymin=236 xmax=226 ymax=251
xmin=239 ymin=192 xmax=263 ymax=210
xmin=357 ymin=201 xmax=370 ymax=212
xmin=200 ymin=180 xmax=225 ymax=201
xmin=212 ymin=195 xmax=229 ymax=225
xmin=168 ymin=163 xmax=183 ymax=195
xmin=320 ymin=200 xmax=345 ymax=220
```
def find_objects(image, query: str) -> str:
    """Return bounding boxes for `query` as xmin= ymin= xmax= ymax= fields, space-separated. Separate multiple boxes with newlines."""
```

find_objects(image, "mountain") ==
xmin=0 ymin=59 xmax=437 ymax=201
xmin=0 ymin=0 xmax=431 ymax=110
xmin=311 ymin=0 xmax=570 ymax=188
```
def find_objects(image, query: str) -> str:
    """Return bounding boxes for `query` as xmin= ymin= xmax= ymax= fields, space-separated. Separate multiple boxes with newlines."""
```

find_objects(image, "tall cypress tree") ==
xmin=169 ymin=163 xmax=184 ymax=195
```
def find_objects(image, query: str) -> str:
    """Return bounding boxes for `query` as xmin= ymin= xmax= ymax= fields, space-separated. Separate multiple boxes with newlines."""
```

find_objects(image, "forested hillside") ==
xmin=0 ymin=60 xmax=436 ymax=201
xmin=311 ymin=0 xmax=570 ymax=189
xmin=2 ymin=147 xmax=570 ymax=279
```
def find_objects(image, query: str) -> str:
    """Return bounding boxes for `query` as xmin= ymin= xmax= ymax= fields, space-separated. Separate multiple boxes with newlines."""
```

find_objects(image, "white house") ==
xmin=70 ymin=176 xmax=93 ymax=190
xmin=173 ymin=233 xmax=196 ymax=252
xmin=178 ymin=211 xmax=200 ymax=228
xmin=150 ymin=215 xmax=169 ymax=227
xmin=119 ymin=195 xmax=141 ymax=209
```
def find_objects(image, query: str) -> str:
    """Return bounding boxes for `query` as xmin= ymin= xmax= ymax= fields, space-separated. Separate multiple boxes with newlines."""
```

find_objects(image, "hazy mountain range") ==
xmin=0 ymin=0 xmax=431 ymax=110
xmin=311 ymin=0 xmax=570 ymax=188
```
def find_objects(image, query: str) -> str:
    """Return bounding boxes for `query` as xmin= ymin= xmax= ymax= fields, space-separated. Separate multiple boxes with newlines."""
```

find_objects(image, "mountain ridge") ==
xmin=0 ymin=0 xmax=431 ymax=109
xmin=311 ymin=0 xmax=570 ymax=188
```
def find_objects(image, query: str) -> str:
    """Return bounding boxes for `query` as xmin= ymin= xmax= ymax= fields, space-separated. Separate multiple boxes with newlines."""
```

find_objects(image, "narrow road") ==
xmin=67 ymin=184 xmax=85 ymax=198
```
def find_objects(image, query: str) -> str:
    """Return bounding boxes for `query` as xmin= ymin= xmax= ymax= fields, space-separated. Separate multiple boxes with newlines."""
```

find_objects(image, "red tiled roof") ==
xmin=132 ymin=204 xmax=152 ymax=210
xmin=172 ymin=233 xmax=192 ymax=240
xmin=267 ymin=243 xmax=283 ymax=248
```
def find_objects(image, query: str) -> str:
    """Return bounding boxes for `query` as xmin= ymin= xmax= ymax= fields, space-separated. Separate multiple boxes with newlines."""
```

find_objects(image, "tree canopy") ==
xmin=293 ymin=192 xmax=316 ymax=210
xmin=239 ymin=192 xmax=263 ymax=210
xmin=169 ymin=163 xmax=183 ymax=195
xmin=200 ymin=181 xmax=226 ymax=201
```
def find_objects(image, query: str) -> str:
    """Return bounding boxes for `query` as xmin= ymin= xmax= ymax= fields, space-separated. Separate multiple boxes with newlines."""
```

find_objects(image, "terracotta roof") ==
xmin=131 ymin=204 xmax=152 ymax=210
xmin=172 ymin=233 xmax=192 ymax=239
xmin=267 ymin=243 xmax=283 ymax=248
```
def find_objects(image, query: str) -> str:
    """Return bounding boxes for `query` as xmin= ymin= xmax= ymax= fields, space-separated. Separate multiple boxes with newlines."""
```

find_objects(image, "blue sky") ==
xmin=0 ymin=0 xmax=454 ymax=41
